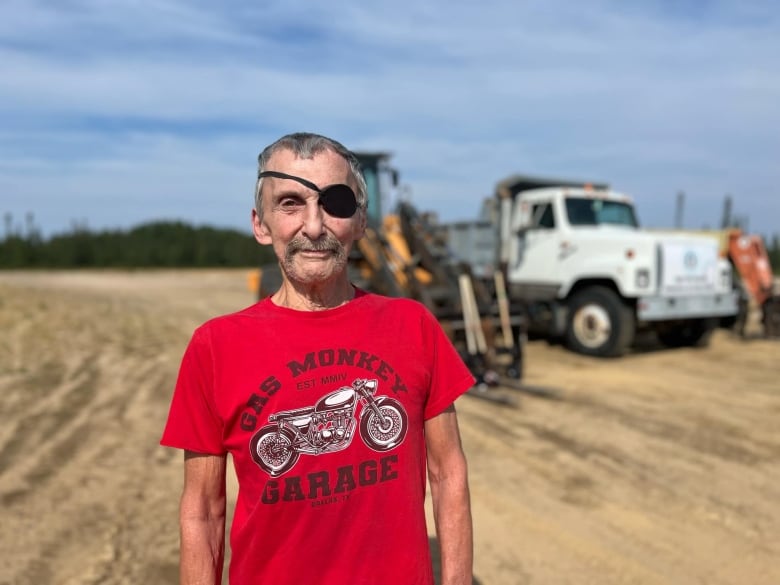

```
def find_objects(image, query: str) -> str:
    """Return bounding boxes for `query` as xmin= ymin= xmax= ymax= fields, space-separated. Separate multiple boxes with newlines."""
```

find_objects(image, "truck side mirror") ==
xmin=515 ymin=224 xmax=530 ymax=235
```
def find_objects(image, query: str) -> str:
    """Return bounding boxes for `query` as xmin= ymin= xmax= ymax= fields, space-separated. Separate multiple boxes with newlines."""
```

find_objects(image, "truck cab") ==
xmin=506 ymin=186 xmax=639 ymax=299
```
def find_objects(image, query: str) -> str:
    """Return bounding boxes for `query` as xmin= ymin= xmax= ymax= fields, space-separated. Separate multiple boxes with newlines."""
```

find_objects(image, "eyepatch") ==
xmin=258 ymin=170 xmax=358 ymax=218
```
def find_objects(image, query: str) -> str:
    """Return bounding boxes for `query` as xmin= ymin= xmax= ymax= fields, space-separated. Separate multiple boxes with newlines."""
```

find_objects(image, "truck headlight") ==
xmin=636 ymin=269 xmax=650 ymax=288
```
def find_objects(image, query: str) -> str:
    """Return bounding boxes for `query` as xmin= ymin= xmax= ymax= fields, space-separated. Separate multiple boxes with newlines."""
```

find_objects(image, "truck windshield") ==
xmin=565 ymin=197 xmax=638 ymax=227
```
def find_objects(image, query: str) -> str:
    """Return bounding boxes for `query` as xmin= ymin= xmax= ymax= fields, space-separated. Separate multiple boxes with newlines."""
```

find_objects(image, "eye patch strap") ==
xmin=258 ymin=170 xmax=322 ymax=193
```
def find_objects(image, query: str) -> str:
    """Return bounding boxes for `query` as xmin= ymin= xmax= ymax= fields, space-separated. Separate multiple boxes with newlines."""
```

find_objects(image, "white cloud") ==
xmin=0 ymin=0 xmax=778 ymax=237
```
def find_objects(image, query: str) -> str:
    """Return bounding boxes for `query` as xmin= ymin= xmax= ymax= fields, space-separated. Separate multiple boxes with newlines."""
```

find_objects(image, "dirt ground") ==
xmin=1 ymin=269 xmax=778 ymax=585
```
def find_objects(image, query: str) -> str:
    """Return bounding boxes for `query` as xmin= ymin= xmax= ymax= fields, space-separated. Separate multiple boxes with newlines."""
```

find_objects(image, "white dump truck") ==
xmin=441 ymin=175 xmax=739 ymax=357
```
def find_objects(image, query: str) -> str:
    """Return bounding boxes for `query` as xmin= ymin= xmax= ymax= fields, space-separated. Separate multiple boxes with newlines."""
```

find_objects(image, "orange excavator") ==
xmin=719 ymin=230 xmax=780 ymax=337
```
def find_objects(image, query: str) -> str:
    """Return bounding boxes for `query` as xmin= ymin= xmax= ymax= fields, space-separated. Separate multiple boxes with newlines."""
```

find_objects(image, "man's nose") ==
xmin=301 ymin=200 xmax=325 ymax=239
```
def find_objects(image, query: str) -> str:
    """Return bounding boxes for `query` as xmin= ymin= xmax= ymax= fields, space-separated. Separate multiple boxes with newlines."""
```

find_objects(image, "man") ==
xmin=161 ymin=132 xmax=474 ymax=584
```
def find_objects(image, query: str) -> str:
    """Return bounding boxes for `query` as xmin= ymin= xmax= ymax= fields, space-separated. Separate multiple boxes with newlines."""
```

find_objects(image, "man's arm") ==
xmin=179 ymin=451 xmax=227 ymax=585
xmin=426 ymin=404 xmax=473 ymax=585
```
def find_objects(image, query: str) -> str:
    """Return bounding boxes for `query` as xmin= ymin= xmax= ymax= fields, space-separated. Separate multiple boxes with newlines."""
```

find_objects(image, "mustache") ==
xmin=285 ymin=235 xmax=343 ymax=255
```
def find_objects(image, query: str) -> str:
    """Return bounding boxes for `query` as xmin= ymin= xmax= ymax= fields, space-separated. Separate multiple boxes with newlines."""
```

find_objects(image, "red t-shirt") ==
xmin=161 ymin=290 xmax=474 ymax=584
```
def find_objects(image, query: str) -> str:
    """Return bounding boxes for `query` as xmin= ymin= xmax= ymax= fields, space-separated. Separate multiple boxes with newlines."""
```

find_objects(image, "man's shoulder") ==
xmin=355 ymin=290 xmax=433 ymax=318
xmin=194 ymin=299 xmax=274 ymax=333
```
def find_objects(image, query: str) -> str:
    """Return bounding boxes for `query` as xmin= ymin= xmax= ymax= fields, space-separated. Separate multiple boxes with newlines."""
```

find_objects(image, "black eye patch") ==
xmin=258 ymin=170 xmax=358 ymax=218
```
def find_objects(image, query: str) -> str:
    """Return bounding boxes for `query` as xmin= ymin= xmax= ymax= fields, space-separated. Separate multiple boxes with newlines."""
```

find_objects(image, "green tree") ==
xmin=0 ymin=218 xmax=274 ymax=268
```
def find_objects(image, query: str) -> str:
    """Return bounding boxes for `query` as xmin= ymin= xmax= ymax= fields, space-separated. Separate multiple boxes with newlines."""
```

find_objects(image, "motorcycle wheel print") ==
xmin=359 ymin=398 xmax=408 ymax=451
xmin=249 ymin=427 xmax=300 ymax=477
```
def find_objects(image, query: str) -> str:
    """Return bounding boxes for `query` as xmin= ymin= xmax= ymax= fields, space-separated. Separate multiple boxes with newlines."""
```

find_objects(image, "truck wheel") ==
xmin=656 ymin=318 xmax=717 ymax=348
xmin=565 ymin=287 xmax=635 ymax=357
xmin=762 ymin=297 xmax=780 ymax=338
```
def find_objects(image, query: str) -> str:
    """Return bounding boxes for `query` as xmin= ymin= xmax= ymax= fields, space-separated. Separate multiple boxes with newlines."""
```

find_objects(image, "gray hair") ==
xmin=254 ymin=132 xmax=368 ymax=218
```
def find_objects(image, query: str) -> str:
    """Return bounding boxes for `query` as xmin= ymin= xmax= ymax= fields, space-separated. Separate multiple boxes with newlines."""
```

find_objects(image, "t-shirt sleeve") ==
xmin=160 ymin=326 xmax=225 ymax=454
xmin=422 ymin=308 xmax=476 ymax=420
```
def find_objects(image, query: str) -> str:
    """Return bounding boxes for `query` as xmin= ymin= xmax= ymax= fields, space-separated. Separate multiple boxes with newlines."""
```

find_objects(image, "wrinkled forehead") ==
xmin=266 ymin=147 xmax=353 ymax=186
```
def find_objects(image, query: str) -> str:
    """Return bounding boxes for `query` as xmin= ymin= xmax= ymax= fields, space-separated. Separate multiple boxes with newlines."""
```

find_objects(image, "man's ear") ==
xmin=354 ymin=209 xmax=367 ymax=240
xmin=252 ymin=209 xmax=272 ymax=245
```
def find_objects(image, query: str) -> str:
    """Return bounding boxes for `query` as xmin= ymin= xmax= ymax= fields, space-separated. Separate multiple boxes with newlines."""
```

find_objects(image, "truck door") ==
xmin=507 ymin=199 xmax=561 ymax=299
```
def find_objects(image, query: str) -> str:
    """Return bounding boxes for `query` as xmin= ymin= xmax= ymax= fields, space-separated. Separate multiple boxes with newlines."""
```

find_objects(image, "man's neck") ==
xmin=271 ymin=277 xmax=355 ymax=311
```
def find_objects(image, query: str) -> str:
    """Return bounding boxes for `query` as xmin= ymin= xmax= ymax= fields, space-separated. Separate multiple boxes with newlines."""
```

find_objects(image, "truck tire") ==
xmin=762 ymin=297 xmax=780 ymax=338
xmin=565 ymin=286 xmax=635 ymax=357
xmin=656 ymin=318 xmax=717 ymax=348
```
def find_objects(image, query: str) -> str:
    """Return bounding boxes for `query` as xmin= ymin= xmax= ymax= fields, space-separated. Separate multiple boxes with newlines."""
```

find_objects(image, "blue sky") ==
xmin=1 ymin=0 xmax=778 ymax=238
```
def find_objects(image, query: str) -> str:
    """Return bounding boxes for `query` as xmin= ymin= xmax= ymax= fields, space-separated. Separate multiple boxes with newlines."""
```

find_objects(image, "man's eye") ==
xmin=280 ymin=198 xmax=303 ymax=208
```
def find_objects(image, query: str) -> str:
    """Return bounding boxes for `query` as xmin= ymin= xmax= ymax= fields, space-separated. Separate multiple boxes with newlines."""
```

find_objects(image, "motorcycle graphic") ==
xmin=249 ymin=378 xmax=408 ymax=477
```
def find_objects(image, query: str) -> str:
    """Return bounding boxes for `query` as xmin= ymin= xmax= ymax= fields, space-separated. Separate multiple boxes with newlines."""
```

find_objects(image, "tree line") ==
xmin=0 ymin=217 xmax=274 ymax=268
xmin=1 ymin=212 xmax=779 ymax=273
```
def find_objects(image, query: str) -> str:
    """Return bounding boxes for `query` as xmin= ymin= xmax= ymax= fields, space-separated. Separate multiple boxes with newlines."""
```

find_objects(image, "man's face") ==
xmin=252 ymin=148 xmax=366 ymax=287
